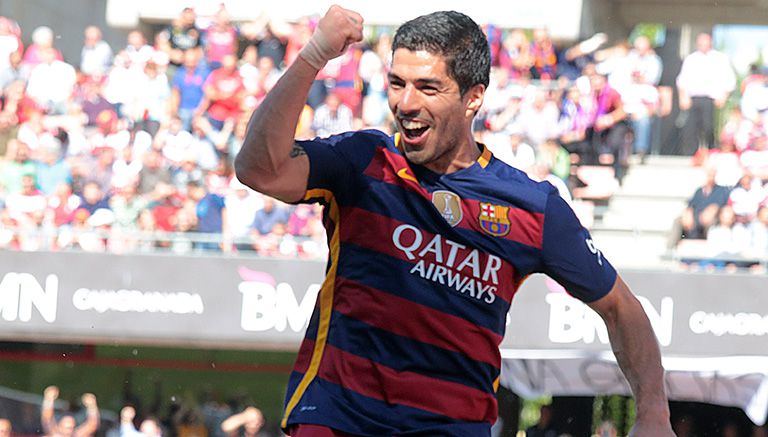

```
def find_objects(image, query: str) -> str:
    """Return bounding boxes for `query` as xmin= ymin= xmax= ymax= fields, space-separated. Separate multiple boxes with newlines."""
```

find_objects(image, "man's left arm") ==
xmin=588 ymin=276 xmax=674 ymax=436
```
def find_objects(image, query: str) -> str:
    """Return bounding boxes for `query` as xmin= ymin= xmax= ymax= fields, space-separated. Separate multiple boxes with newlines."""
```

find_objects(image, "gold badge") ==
xmin=431 ymin=190 xmax=463 ymax=227
xmin=478 ymin=202 xmax=511 ymax=237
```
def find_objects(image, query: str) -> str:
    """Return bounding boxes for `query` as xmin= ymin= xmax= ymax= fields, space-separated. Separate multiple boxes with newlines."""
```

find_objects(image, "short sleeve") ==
xmin=540 ymin=192 xmax=617 ymax=302
xmin=294 ymin=130 xmax=381 ymax=203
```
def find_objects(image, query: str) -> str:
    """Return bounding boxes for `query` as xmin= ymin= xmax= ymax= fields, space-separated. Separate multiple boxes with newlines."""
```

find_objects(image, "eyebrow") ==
xmin=388 ymin=72 xmax=443 ymax=87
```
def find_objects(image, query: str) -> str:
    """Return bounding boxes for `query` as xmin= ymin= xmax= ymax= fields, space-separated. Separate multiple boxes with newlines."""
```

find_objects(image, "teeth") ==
xmin=402 ymin=120 xmax=427 ymax=129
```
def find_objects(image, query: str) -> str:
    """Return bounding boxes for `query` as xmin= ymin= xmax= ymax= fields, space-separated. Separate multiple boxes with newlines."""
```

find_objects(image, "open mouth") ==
xmin=401 ymin=119 xmax=430 ymax=141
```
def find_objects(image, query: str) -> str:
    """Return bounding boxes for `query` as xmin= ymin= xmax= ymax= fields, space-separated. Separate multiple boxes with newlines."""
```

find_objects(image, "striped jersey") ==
xmin=281 ymin=130 xmax=617 ymax=436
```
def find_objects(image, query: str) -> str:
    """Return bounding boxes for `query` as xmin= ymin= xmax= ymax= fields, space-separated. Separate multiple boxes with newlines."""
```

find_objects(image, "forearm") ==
xmin=236 ymin=56 xmax=317 ymax=182
xmin=602 ymin=288 xmax=669 ymax=421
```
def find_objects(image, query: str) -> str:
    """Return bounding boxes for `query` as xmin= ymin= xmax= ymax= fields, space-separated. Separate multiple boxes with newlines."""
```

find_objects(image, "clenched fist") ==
xmin=299 ymin=5 xmax=364 ymax=69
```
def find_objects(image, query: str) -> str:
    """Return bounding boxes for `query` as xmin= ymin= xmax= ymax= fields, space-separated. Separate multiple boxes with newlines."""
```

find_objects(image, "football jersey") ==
xmin=281 ymin=129 xmax=616 ymax=436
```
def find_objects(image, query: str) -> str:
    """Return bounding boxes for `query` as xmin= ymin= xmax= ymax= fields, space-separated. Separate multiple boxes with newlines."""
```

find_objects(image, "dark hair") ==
xmin=392 ymin=11 xmax=490 ymax=95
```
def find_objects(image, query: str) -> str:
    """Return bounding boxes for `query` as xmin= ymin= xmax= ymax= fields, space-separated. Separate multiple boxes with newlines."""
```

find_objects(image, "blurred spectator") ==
xmin=529 ymin=28 xmax=557 ymax=80
xmin=594 ymin=421 xmax=618 ymax=437
xmin=254 ymin=23 xmax=288 ymax=70
xmin=333 ymin=46 xmax=364 ymax=117
xmin=25 ymin=47 xmax=76 ymax=115
xmin=488 ymin=132 xmax=535 ymax=172
xmin=752 ymin=205 xmax=768 ymax=257
xmin=0 ymin=16 xmax=23 ymax=73
xmin=188 ymin=116 xmax=224 ymax=171
xmin=516 ymin=89 xmax=559 ymax=147
xmin=78 ymin=181 xmax=110 ymax=214
xmin=250 ymin=197 xmax=289 ymax=237
xmin=627 ymin=35 xmax=662 ymax=86
xmin=127 ymin=61 xmax=171 ymax=136
xmin=741 ymin=135 xmax=768 ymax=182
xmin=35 ymin=141 xmax=70 ymax=195
xmin=110 ymin=184 xmax=147 ymax=231
xmin=188 ymin=180 xmax=227 ymax=248
xmin=0 ymin=49 xmax=24 ymax=92
xmin=80 ymin=25 xmax=113 ymax=77
xmin=41 ymin=386 xmax=100 ymax=437
xmin=120 ymin=406 xmax=162 ymax=437
xmin=220 ymin=407 xmax=267 ymax=437
xmin=681 ymin=167 xmax=731 ymax=239
xmin=499 ymin=30 xmax=533 ymax=80
xmin=200 ymin=53 xmax=245 ymax=130
xmin=102 ymin=51 xmax=145 ymax=119
xmin=171 ymin=48 xmax=210 ymax=131
xmin=159 ymin=7 xmax=202 ymax=66
xmin=525 ymin=404 xmax=557 ymax=437
xmin=112 ymin=141 xmax=144 ymax=189
xmin=149 ymin=182 xmax=184 ymax=232
xmin=536 ymin=139 xmax=570 ymax=182
xmin=138 ymin=149 xmax=172 ymax=196
xmin=706 ymin=204 xmax=751 ymax=261
xmin=676 ymin=33 xmax=736 ymax=154
xmin=174 ymin=405 xmax=207 ymax=437
xmin=312 ymin=92 xmax=354 ymax=138
xmin=622 ymin=70 xmax=659 ymax=158
xmin=85 ymin=146 xmax=116 ymax=195
xmin=359 ymin=33 xmax=390 ymax=128
xmin=588 ymin=72 xmax=630 ymax=178
xmin=21 ymin=26 xmax=62 ymax=69
xmin=728 ymin=172 xmax=766 ymax=224
xmin=706 ymin=132 xmax=743 ymax=187
xmin=5 ymin=173 xmax=45 ymax=227
xmin=741 ymin=67 xmax=768 ymax=122
xmin=1 ymin=139 xmax=35 ymax=194
xmin=125 ymin=30 xmax=154 ymax=67
xmin=204 ymin=6 xmax=238 ymax=69
xmin=558 ymin=85 xmax=592 ymax=163
xmin=225 ymin=178 xmax=262 ymax=250
xmin=171 ymin=152 xmax=205 ymax=194
xmin=0 ymin=418 xmax=10 ymax=437
xmin=46 ymin=182 xmax=81 ymax=227
xmin=78 ymin=79 xmax=115 ymax=127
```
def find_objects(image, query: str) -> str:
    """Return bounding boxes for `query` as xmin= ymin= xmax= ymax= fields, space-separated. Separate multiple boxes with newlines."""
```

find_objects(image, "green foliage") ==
xmin=519 ymin=396 xmax=553 ymax=430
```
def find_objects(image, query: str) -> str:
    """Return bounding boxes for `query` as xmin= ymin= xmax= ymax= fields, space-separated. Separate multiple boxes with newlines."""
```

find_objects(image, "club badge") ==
xmin=478 ymin=202 xmax=510 ymax=237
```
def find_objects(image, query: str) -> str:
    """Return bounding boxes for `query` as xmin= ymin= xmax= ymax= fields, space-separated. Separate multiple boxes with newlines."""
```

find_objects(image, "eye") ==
xmin=420 ymin=85 xmax=438 ymax=95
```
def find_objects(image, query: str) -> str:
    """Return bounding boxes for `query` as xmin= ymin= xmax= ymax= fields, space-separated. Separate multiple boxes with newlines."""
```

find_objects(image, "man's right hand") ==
xmin=121 ymin=406 xmax=136 ymax=422
xmin=43 ymin=386 xmax=59 ymax=401
xmin=299 ymin=5 xmax=364 ymax=69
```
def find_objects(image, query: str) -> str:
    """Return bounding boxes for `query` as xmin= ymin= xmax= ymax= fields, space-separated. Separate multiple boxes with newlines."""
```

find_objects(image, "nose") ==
xmin=397 ymin=84 xmax=421 ymax=117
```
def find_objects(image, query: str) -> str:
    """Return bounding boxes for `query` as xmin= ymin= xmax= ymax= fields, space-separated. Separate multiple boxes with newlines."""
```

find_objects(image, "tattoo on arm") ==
xmin=290 ymin=144 xmax=306 ymax=158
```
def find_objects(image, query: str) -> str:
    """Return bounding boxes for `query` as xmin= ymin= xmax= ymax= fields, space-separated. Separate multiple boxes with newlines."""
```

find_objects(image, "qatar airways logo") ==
xmin=392 ymin=224 xmax=501 ymax=304
xmin=238 ymin=267 xmax=320 ymax=333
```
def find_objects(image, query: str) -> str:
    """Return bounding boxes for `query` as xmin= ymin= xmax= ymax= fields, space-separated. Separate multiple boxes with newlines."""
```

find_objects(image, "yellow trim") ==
xmin=281 ymin=188 xmax=341 ymax=429
xmin=493 ymin=376 xmax=500 ymax=393
xmin=477 ymin=143 xmax=492 ymax=168
xmin=394 ymin=132 xmax=402 ymax=152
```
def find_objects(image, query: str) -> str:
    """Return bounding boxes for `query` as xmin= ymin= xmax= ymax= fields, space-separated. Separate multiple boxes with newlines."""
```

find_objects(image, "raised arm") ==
xmin=234 ymin=5 xmax=363 ymax=202
xmin=74 ymin=393 xmax=100 ymax=437
xmin=588 ymin=276 xmax=674 ymax=436
xmin=41 ymin=386 xmax=59 ymax=435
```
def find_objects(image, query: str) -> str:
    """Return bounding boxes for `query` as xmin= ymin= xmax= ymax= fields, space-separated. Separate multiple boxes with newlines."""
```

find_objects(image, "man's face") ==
xmin=388 ymin=48 xmax=481 ymax=169
xmin=58 ymin=416 xmax=76 ymax=437
xmin=696 ymin=33 xmax=712 ymax=53
xmin=0 ymin=419 xmax=11 ymax=437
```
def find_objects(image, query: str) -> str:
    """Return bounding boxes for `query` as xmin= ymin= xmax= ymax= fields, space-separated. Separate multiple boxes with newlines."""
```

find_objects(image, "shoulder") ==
xmin=485 ymin=156 xmax=559 ymax=208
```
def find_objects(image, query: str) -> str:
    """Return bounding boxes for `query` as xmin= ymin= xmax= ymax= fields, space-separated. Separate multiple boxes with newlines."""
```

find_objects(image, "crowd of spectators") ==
xmin=675 ymin=44 xmax=768 ymax=269
xmin=1 ymin=5 xmax=765 ymax=262
xmin=0 ymin=385 xmax=275 ymax=437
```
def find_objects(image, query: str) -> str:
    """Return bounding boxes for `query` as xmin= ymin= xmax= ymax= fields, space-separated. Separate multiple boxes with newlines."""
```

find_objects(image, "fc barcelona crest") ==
xmin=431 ymin=190 xmax=463 ymax=227
xmin=478 ymin=202 xmax=510 ymax=237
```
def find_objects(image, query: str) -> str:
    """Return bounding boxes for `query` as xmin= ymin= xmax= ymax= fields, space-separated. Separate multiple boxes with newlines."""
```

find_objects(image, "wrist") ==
xmin=299 ymin=30 xmax=336 ymax=70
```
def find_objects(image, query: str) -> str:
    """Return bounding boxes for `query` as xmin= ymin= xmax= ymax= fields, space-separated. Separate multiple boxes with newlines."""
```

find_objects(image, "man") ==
xmin=0 ymin=418 xmax=11 ymax=437
xmin=41 ymin=386 xmax=99 ymax=437
xmin=220 ymin=406 xmax=267 ymax=437
xmin=80 ymin=25 xmax=113 ymax=77
xmin=235 ymin=5 xmax=673 ymax=436
xmin=676 ymin=33 xmax=736 ymax=155
xmin=120 ymin=406 xmax=162 ymax=437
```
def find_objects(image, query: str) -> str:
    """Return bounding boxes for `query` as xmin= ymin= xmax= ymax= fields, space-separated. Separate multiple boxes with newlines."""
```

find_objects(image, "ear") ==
xmin=465 ymin=83 xmax=486 ymax=116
